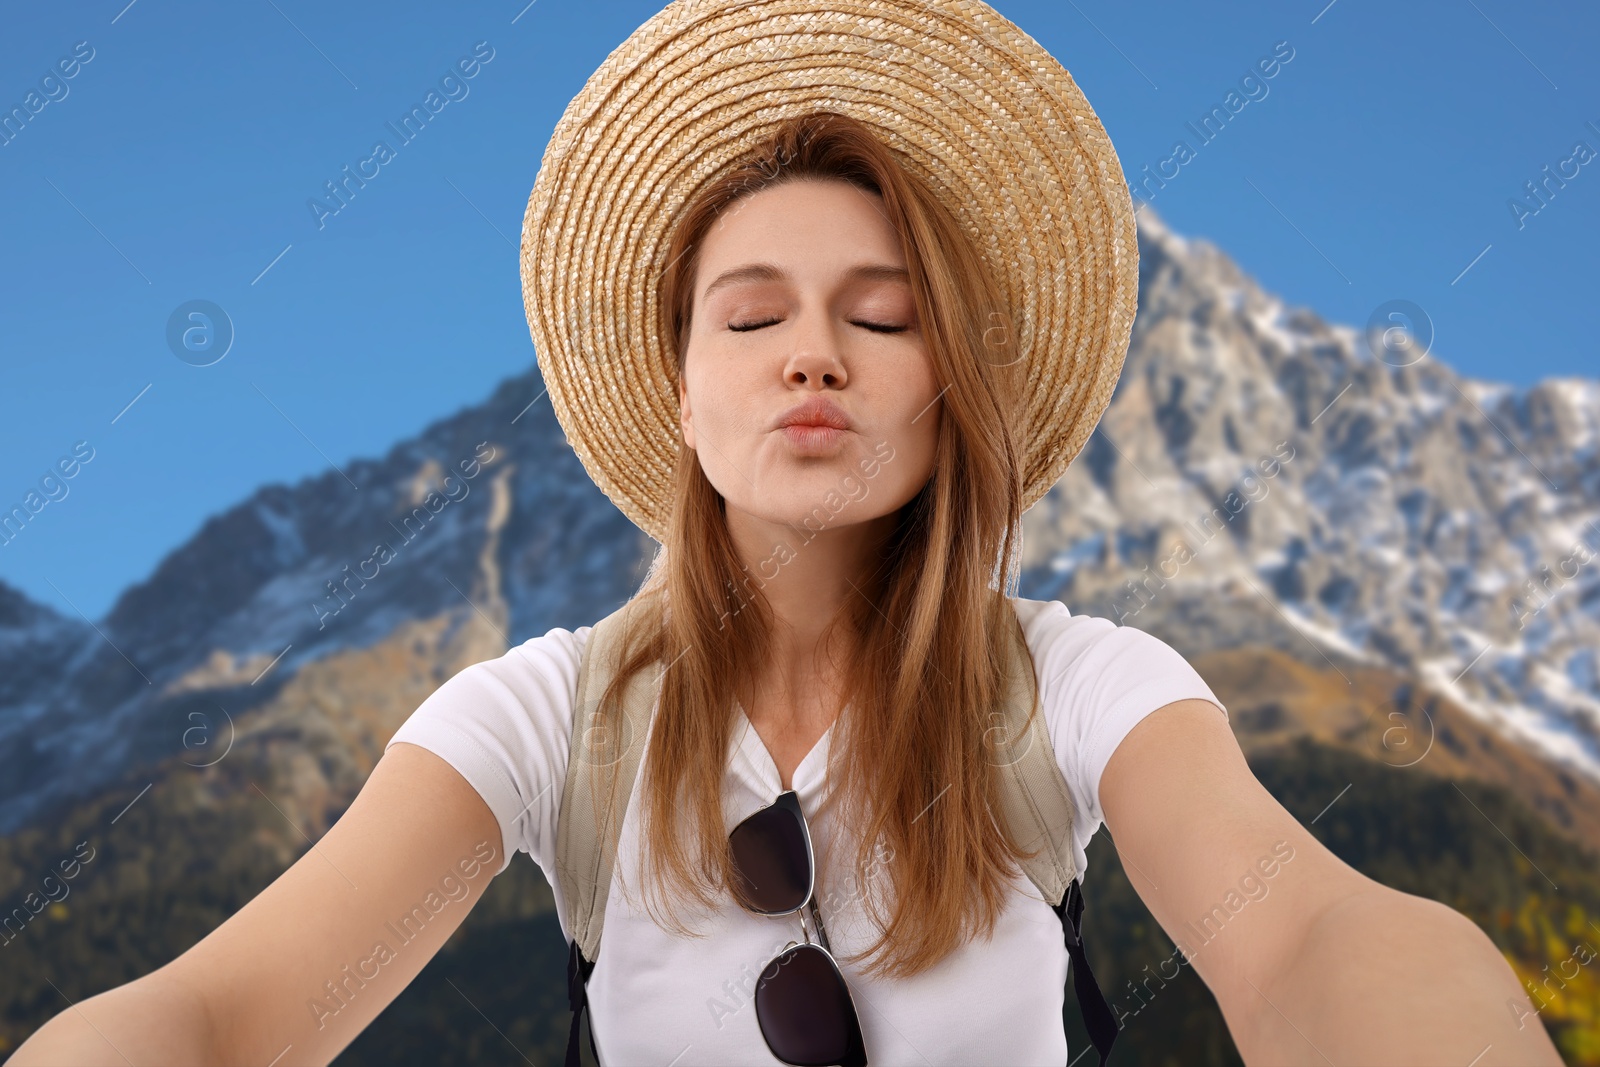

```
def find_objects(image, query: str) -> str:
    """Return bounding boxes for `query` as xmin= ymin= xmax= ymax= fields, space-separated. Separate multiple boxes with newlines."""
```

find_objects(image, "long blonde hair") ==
xmin=596 ymin=110 xmax=1040 ymax=980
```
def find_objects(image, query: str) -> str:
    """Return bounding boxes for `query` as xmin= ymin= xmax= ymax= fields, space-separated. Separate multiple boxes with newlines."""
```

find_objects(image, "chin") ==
xmin=737 ymin=494 xmax=899 ymax=537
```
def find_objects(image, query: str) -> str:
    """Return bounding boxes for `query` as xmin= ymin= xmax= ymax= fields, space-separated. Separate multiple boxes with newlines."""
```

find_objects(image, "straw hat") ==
xmin=520 ymin=0 xmax=1139 ymax=544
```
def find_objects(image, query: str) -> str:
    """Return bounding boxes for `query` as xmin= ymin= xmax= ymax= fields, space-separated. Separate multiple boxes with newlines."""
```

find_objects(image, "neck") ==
xmin=723 ymin=507 xmax=897 ymax=703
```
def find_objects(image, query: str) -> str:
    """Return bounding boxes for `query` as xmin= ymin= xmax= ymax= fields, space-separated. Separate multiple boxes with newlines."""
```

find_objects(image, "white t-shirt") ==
xmin=386 ymin=595 xmax=1226 ymax=1066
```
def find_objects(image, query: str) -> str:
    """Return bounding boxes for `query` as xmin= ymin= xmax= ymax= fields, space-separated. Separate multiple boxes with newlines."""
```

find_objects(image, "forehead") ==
xmin=694 ymin=179 xmax=905 ymax=293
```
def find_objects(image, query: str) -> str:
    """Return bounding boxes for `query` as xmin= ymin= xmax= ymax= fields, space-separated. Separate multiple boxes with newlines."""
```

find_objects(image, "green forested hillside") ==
xmin=1061 ymin=736 xmax=1600 ymax=1067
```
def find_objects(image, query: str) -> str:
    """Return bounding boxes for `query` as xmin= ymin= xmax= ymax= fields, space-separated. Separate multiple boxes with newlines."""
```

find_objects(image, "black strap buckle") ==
xmin=565 ymin=939 xmax=600 ymax=1067
xmin=1052 ymin=879 xmax=1118 ymax=1066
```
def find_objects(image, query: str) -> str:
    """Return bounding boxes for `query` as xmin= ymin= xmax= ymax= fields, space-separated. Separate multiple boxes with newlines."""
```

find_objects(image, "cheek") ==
xmin=685 ymin=336 xmax=749 ymax=410
xmin=873 ymin=358 xmax=941 ymax=487
xmin=682 ymin=360 xmax=764 ymax=458
xmin=688 ymin=375 xmax=752 ymax=438
xmin=680 ymin=346 xmax=722 ymax=438
xmin=899 ymin=355 xmax=942 ymax=446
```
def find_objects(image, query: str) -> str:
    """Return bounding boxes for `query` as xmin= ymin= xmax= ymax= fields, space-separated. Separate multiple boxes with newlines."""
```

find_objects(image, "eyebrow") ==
xmin=699 ymin=262 xmax=910 ymax=302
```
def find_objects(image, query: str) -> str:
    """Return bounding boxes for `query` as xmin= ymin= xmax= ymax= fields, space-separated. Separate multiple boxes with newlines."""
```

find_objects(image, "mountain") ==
xmin=1020 ymin=205 xmax=1600 ymax=784
xmin=3 ymin=203 xmax=1599 ymax=1063
xmin=0 ymin=376 xmax=657 ymax=836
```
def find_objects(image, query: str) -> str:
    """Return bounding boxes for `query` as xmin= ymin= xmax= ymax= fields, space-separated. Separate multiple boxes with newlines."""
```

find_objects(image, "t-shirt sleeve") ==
xmin=1020 ymin=598 xmax=1228 ymax=882
xmin=384 ymin=625 xmax=590 ymax=877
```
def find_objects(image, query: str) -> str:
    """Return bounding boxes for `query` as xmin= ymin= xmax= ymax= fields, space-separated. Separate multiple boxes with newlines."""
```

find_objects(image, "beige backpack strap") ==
xmin=1000 ymin=597 xmax=1120 ymax=1065
xmin=555 ymin=595 xmax=662 ymax=963
xmin=992 ymin=596 xmax=1080 ymax=905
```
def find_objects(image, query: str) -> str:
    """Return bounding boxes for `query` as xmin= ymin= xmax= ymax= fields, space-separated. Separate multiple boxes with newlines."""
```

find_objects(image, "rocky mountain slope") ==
xmin=0 ymin=375 xmax=656 ymax=836
xmin=1021 ymin=206 xmax=1600 ymax=782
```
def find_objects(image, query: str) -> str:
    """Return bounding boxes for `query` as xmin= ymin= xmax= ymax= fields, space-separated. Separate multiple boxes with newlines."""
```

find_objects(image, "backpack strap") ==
xmin=558 ymin=595 xmax=1118 ymax=1066
xmin=1003 ymin=597 xmax=1118 ymax=1067
xmin=556 ymin=594 xmax=663 ymax=958
xmin=555 ymin=595 xmax=662 ymax=1067
xmin=1057 ymin=877 xmax=1120 ymax=1067
xmin=991 ymin=597 xmax=1079 ymax=901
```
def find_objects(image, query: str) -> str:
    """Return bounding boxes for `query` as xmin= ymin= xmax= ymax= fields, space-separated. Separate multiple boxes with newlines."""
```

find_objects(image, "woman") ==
xmin=15 ymin=2 xmax=1560 ymax=1065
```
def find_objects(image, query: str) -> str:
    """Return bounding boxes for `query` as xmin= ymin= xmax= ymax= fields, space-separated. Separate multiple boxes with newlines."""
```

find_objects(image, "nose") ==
xmin=782 ymin=310 xmax=848 ymax=390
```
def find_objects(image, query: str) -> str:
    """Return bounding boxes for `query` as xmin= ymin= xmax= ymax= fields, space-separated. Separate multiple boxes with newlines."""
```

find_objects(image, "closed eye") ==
xmin=728 ymin=318 xmax=781 ymax=332
xmin=727 ymin=319 xmax=908 ymax=333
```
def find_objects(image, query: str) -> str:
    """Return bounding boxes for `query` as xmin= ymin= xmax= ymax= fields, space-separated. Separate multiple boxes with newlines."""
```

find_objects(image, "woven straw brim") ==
xmin=521 ymin=0 xmax=1139 ymax=544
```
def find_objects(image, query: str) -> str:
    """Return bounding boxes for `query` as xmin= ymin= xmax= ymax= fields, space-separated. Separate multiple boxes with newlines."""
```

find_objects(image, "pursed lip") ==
xmin=776 ymin=396 xmax=853 ymax=431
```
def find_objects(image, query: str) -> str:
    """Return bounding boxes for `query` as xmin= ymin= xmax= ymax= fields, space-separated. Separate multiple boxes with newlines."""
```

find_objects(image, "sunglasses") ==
xmin=729 ymin=789 xmax=870 ymax=1067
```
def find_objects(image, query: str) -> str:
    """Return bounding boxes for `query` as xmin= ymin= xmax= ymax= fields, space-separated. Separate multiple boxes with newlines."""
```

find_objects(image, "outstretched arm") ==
xmin=1098 ymin=698 xmax=1562 ymax=1066
xmin=11 ymin=742 xmax=504 ymax=1066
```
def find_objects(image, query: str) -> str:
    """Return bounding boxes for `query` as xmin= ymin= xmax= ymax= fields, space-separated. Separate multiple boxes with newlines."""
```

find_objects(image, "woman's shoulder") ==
xmin=1007 ymin=594 xmax=1116 ymax=655
xmin=444 ymin=620 xmax=595 ymax=697
xmin=384 ymin=622 xmax=599 ymax=873
xmin=1005 ymin=594 xmax=1225 ymax=722
xmin=1005 ymin=594 xmax=1226 ymax=841
xmin=388 ymin=622 xmax=597 ymax=759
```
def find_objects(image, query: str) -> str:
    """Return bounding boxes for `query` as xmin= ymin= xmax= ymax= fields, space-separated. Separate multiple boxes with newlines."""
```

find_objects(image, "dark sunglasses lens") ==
xmin=755 ymin=944 xmax=865 ymax=1067
xmin=729 ymin=802 xmax=810 ymax=913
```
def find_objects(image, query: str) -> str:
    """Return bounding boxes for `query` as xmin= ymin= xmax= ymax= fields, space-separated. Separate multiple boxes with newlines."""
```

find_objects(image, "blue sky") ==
xmin=1 ymin=0 xmax=1595 ymax=620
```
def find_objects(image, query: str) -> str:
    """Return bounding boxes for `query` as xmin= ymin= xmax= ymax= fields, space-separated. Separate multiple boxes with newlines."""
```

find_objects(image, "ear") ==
xmin=678 ymin=373 xmax=695 ymax=450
